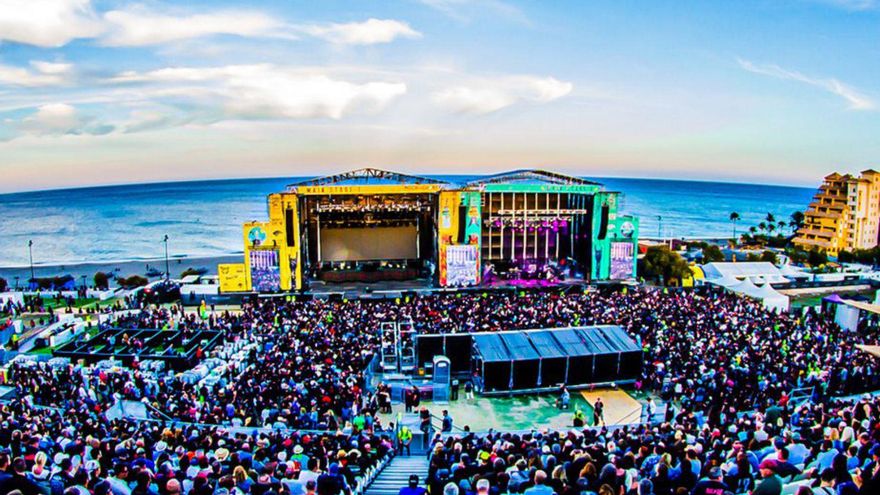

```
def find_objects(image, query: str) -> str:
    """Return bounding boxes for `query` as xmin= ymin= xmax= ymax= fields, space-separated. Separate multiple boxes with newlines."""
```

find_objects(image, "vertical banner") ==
xmin=445 ymin=245 xmax=479 ymax=286
xmin=249 ymin=250 xmax=281 ymax=292
xmin=462 ymin=191 xmax=482 ymax=284
xmin=610 ymin=242 xmax=635 ymax=279
xmin=438 ymin=191 xmax=461 ymax=286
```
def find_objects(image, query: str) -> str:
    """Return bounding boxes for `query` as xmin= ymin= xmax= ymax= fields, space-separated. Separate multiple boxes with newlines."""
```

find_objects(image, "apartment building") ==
xmin=793 ymin=170 xmax=880 ymax=257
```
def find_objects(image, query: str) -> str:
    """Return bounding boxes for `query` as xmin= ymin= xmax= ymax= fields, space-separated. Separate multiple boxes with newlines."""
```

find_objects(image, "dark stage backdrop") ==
xmin=321 ymin=226 xmax=418 ymax=261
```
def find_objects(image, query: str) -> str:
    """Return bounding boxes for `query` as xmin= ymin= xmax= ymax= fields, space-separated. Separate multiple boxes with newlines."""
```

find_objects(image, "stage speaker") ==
xmin=285 ymin=209 xmax=296 ymax=246
xmin=432 ymin=355 xmax=451 ymax=404
xmin=457 ymin=205 xmax=467 ymax=243
xmin=598 ymin=204 xmax=610 ymax=240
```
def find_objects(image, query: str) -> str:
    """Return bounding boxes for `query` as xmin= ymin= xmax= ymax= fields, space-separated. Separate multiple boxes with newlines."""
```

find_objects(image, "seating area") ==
xmin=1 ymin=285 xmax=880 ymax=495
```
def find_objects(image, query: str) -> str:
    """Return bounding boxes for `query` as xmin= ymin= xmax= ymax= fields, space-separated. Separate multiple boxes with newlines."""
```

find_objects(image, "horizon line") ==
xmin=0 ymin=172 xmax=817 ymax=196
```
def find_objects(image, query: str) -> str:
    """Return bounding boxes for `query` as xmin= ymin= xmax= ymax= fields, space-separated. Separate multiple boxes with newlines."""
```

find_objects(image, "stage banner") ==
xmin=249 ymin=250 xmax=281 ymax=292
xmin=462 ymin=191 xmax=482 ymax=246
xmin=445 ymin=245 xmax=479 ymax=287
xmin=438 ymin=191 xmax=461 ymax=286
xmin=610 ymin=242 xmax=635 ymax=279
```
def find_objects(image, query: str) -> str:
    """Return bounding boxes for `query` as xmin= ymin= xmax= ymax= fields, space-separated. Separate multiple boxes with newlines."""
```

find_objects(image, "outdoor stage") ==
xmin=218 ymin=168 xmax=640 ymax=294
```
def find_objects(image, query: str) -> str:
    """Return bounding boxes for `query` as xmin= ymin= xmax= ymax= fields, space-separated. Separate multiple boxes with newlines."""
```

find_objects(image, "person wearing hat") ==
xmin=753 ymin=459 xmax=782 ymax=495
xmin=398 ymin=475 xmax=426 ymax=495
xmin=691 ymin=466 xmax=727 ymax=495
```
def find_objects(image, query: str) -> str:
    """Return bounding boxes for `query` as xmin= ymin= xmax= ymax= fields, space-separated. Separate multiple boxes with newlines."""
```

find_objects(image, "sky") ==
xmin=0 ymin=0 xmax=878 ymax=193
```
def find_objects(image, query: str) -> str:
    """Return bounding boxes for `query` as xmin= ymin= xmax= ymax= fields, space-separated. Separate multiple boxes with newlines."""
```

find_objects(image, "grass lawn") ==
xmin=39 ymin=297 xmax=98 ymax=311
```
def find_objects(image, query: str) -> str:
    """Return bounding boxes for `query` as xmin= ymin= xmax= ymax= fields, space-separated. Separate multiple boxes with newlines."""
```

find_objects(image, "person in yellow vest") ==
xmin=397 ymin=425 xmax=413 ymax=456
xmin=573 ymin=407 xmax=586 ymax=427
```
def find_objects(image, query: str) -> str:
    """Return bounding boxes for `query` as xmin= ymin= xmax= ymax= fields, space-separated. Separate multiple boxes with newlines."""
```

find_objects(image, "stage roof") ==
xmin=465 ymin=169 xmax=601 ymax=187
xmin=289 ymin=168 xmax=450 ymax=188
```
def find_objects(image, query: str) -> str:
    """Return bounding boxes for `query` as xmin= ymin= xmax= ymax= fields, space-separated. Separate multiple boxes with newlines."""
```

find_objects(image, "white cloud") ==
xmin=738 ymin=58 xmax=875 ymax=110
xmin=433 ymin=75 xmax=573 ymax=114
xmin=0 ymin=60 xmax=73 ymax=87
xmin=0 ymin=2 xmax=417 ymax=48
xmin=109 ymin=64 xmax=408 ymax=126
xmin=0 ymin=0 xmax=103 ymax=47
xmin=100 ymin=7 xmax=288 ymax=47
xmin=299 ymin=18 xmax=421 ymax=45
xmin=16 ymin=103 xmax=111 ymax=136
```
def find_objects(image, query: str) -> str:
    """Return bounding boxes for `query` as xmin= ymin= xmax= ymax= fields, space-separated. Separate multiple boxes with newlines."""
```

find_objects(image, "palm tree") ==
xmin=777 ymin=220 xmax=787 ymax=235
xmin=766 ymin=213 xmax=776 ymax=225
xmin=767 ymin=223 xmax=776 ymax=234
xmin=729 ymin=212 xmax=741 ymax=240
xmin=749 ymin=226 xmax=758 ymax=235
xmin=758 ymin=221 xmax=768 ymax=234
xmin=790 ymin=211 xmax=805 ymax=232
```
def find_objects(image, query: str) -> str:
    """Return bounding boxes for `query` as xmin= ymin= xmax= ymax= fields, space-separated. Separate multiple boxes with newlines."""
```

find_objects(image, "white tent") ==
xmin=779 ymin=264 xmax=810 ymax=279
xmin=726 ymin=277 xmax=759 ymax=295
xmin=706 ymin=274 xmax=740 ymax=287
xmin=701 ymin=261 xmax=789 ymax=284
xmin=752 ymin=283 xmax=790 ymax=312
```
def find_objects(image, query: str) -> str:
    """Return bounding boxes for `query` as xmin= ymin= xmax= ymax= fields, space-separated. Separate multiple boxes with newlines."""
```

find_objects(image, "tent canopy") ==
xmin=841 ymin=299 xmax=880 ymax=315
xmin=701 ymin=262 xmax=788 ymax=284
xmin=528 ymin=331 xmax=568 ymax=359
xmin=473 ymin=326 xmax=640 ymax=362
xmin=472 ymin=334 xmax=511 ymax=363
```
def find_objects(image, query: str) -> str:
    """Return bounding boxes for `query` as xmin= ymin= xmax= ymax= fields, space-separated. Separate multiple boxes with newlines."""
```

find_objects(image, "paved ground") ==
xmin=377 ymin=387 xmax=644 ymax=432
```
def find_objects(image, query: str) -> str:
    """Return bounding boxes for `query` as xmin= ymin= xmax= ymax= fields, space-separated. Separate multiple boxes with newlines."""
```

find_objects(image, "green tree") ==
xmin=749 ymin=226 xmax=758 ymax=235
xmin=702 ymin=244 xmax=725 ymax=263
xmin=758 ymin=222 xmax=767 ymax=234
xmin=786 ymin=248 xmax=807 ymax=265
xmin=777 ymin=220 xmax=787 ymax=234
xmin=94 ymin=272 xmax=110 ymax=290
xmin=790 ymin=211 xmax=805 ymax=231
xmin=767 ymin=223 xmax=776 ymax=235
xmin=807 ymin=248 xmax=827 ymax=267
xmin=117 ymin=275 xmax=149 ymax=289
xmin=643 ymin=245 xmax=693 ymax=286
xmin=766 ymin=213 xmax=776 ymax=224
xmin=729 ymin=212 xmax=741 ymax=239
xmin=760 ymin=250 xmax=778 ymax=264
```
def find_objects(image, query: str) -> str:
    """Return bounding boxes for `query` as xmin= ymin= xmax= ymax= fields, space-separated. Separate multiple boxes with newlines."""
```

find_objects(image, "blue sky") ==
xmin=0 ymin=0 xmax=878 ymax=192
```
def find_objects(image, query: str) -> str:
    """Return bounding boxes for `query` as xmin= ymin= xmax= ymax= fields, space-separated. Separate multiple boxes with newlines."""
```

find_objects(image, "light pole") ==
xmin=13 ymin=276 xmax=19 ymax=290
xmin=163 ymin=235 xmax=170 ymax=280
xmin=28 ymin=240 xmax=35 ymax=283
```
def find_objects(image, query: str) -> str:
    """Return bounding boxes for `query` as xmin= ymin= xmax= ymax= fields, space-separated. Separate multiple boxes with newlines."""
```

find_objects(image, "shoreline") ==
xmin=0 ymin=254 xmax=243 ymax=284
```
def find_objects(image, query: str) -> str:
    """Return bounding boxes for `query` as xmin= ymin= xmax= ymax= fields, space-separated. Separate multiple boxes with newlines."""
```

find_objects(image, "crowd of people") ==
xmin=2 ymin=286 xmax=880 ymax=494
xmin=421 ymin=393 xmax=880 ymax=495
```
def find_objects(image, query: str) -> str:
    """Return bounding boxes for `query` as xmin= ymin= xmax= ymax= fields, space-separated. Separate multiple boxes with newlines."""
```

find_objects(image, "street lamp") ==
xmin=163 ymin=235 xmax=170 ymax=280
xmin=13 ymin=276 xmax=19 ymax=290
xmin=28 ymin=240 xmax=35 ymax=283
xmin=81 ymin=274 xmax=87 ymax=290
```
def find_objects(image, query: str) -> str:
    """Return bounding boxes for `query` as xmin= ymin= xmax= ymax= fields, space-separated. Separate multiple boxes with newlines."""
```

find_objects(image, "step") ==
xmin=363 ymin=456 xmax=430 ymax=495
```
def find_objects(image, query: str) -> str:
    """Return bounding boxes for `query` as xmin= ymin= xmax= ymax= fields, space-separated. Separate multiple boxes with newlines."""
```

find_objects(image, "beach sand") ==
xmin=0 ymin=254 xmax=243 ymax=286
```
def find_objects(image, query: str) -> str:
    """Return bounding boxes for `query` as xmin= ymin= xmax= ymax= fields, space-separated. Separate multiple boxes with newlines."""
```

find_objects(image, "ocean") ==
xmin=0 ymin=176 xmax=815 ymax=267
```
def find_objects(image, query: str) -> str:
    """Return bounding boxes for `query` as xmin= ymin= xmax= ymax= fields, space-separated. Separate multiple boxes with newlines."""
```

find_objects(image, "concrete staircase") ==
xmin=364 ymin=455 xmax=430 ymax=495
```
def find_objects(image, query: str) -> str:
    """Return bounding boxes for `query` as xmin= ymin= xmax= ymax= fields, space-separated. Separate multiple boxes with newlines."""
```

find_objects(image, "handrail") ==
xmin=428 ymin=412 xmax=468 ymax=434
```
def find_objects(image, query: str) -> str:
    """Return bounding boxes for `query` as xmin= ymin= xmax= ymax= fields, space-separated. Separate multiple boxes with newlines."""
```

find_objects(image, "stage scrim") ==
xmin=321 ymin=226 xmax=418 ymax=261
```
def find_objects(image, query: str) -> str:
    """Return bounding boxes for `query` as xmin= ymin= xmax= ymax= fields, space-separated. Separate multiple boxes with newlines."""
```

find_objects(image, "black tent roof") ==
xmin=473 ymin=326 xmax=639 ymax=363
